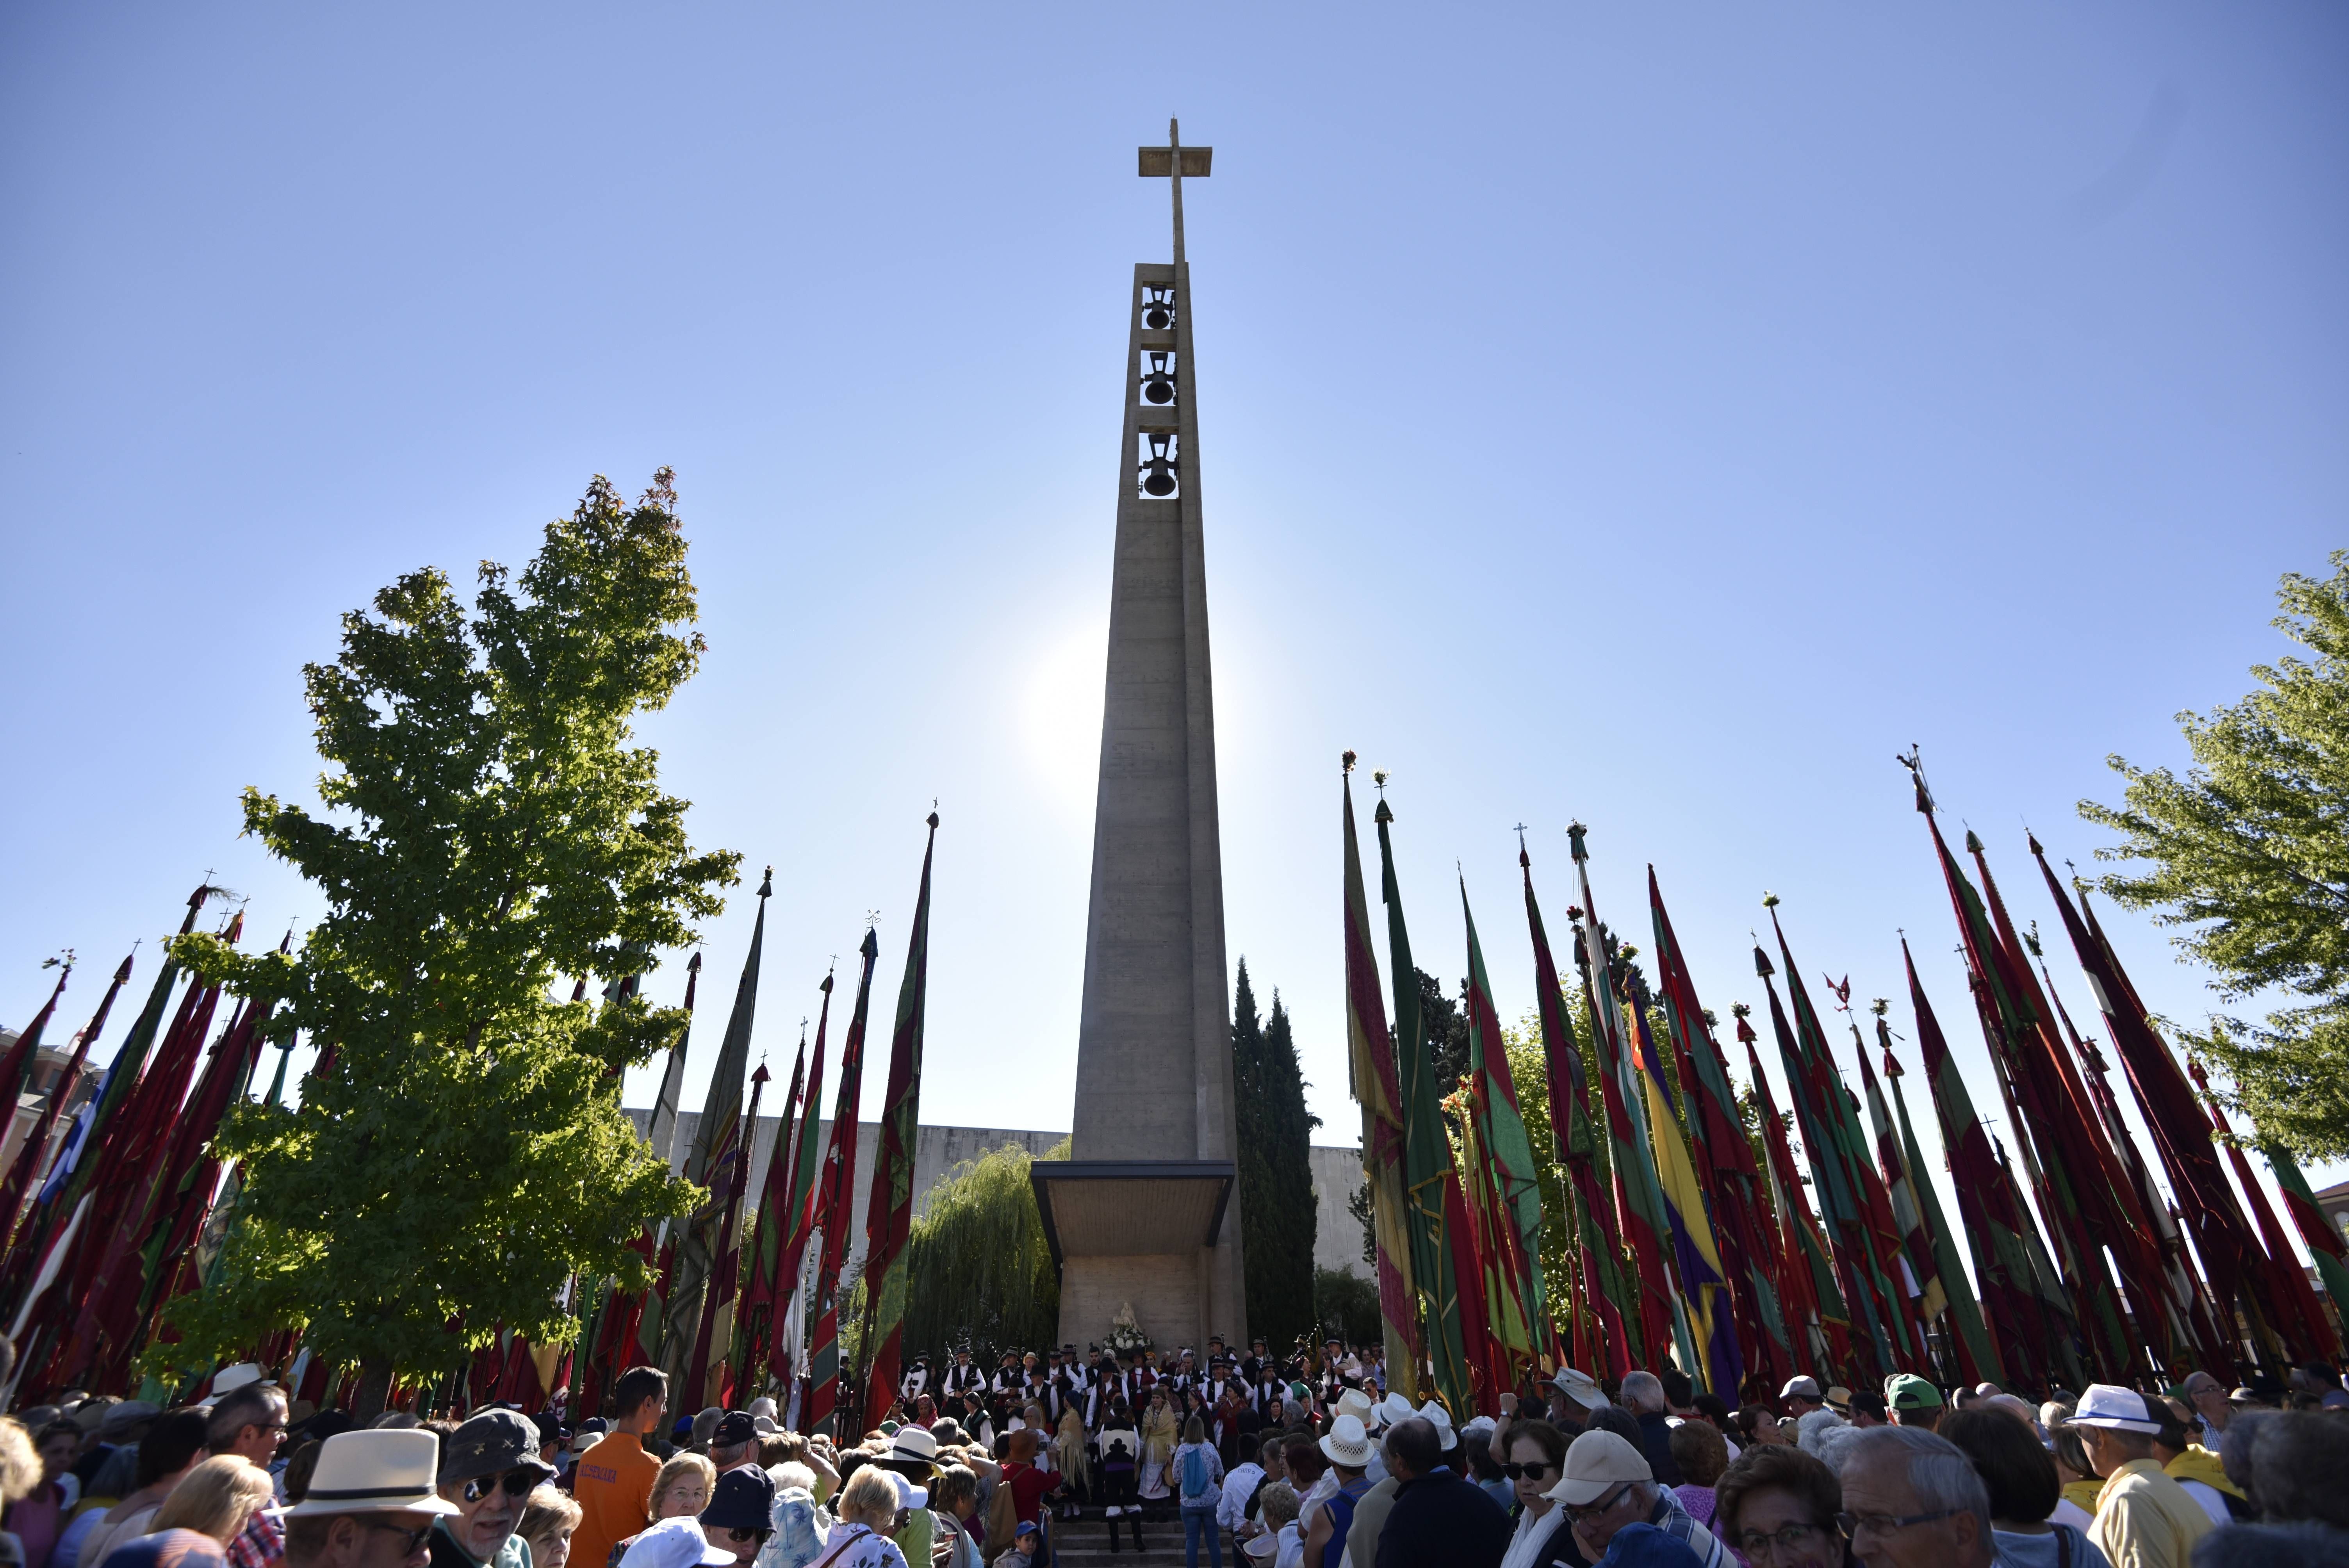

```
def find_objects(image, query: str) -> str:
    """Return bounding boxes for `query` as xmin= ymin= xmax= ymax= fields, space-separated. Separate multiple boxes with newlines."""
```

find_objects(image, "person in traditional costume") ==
xmin=1139 ymin=1390 xmax=1179 ymax=1504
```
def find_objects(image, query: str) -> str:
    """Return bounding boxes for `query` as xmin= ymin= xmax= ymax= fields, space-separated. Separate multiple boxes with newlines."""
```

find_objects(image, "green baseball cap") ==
xmin=1886 ymin=1373 xmax=1944 ymax=1411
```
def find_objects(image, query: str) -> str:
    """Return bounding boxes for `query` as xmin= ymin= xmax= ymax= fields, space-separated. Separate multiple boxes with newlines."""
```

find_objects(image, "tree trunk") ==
xmin=351 ymin=1357 xmax=394 ymax=1422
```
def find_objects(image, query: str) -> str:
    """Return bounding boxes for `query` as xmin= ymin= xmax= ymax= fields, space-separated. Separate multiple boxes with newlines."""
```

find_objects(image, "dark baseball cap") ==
xmin=713 ymin=1411 xmax=759 ymax=1447
xmin=439 ymin=1409 xmax=554 ymax=1484
xmin=699 ymin=1468 xmax=775 ymax=1533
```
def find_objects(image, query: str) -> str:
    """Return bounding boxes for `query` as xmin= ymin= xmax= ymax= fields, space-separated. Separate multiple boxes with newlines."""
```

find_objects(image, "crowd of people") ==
xmin=1 ymin=1345 xmax=2345 ymax=1568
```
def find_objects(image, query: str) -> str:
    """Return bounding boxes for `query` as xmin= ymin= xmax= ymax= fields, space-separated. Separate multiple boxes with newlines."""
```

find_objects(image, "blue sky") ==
xmin=4 ymin=5 xmax=2345 ymax=1262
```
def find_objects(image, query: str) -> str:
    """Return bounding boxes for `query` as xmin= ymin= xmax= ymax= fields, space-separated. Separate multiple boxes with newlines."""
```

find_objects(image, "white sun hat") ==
xmin=2066 ymin=1384 xmax=2165 ymax=1436
xmin=274 ymin=1430 xmax=462 ymax=1518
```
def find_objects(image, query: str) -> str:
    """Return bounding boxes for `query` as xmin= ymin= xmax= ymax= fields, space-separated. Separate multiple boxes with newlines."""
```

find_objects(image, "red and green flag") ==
xmin=692 ymin=1057 xmax=768 ymax=1406
xmin=1373 ymin=790 xmax=1474 ymax=1417
xmin=2034 ymin=843 xmax=2261 ymax=1378
xmin=1903 ymin=937 xmax=2072 ymax=1388
xmin=1460 ymin=877 xmax=1544 ymax=1374
xmin=859 ymin=812 xmax=939 ymax=1434
xmin=2267 ymin=1141 xmax=2349 ymax=1352
xmin=730 ymin=1029 xmax=802 ymax=1391
xmin=0 ymin=953 xmax=130 ymax=1246
xmin=1875 ymin=1010 xmax=1994 ymax=1386
xmin=1649 ymin=870 xmax=1791 ymax=1388
xmin=1738 ymin=1013 xmax=1844 ymax=1374
xmin=806 ymin=927 xmax=879 ymax=1437
xmin=1567 ymin=825 xmax=1679 ymax=1375
xmin=1520 ymin=841 xmax=1631 ymax=1377
xmin=1755 ymin=926 xmax=1900 ymax=1380
xmin=1342 ymin=764 xmax=1420 ymax=1392
xmin=1957 ymin=828 xmax=2177 ymax=1376
xmin=2191 ymin=1060 xmax=2336 ymax=1360
xmin=666 ymin=870 xmax=771 ymax=1401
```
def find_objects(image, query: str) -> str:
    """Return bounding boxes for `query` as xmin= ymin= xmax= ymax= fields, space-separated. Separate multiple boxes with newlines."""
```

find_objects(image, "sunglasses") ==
xmin=1501 ymin=1462 xmax=1557 ymax=1482
xmin=1561 ymin=1482 xmax=1635 ymax=1523
xmin=719 ymin=1529 xmax=770 ymax=1545
xmin=360 ymin=1522 xmax=435 ymax=1555
xmin=461 ymin=1470 xmax=538 ymax=1504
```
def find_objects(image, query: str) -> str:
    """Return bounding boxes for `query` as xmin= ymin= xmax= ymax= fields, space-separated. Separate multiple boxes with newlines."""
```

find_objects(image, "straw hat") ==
xmin=1317 ymin=1415 xmax=1376 ymax=1468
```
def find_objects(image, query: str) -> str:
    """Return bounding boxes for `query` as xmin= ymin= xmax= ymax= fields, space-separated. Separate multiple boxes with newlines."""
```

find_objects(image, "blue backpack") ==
xmin=1180 ymin=1445 xmax=1211 ymax=1501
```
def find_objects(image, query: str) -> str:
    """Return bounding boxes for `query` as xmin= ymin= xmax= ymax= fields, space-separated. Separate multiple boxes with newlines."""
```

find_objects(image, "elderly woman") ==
xmin=1711 ymin=1444 xmax=1845 ymax=1568
xmin=817 ymin=1468 xmax=911 ymax=1568
xmin=653 ymin=1456 xmax=718 ymax=1523
xmin=518 ymin=1487 xmax=583 ymax=1568
xmin=756 ymin=1461 xmax=834 ymax=1568
xmin=1494 ymin=1419 xmax=1568 ymax=1568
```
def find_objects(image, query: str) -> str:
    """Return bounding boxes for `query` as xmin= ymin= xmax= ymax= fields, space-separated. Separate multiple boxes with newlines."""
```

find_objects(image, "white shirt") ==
xmin=1297 ymin=1472 xmax=1338 ymax=1532
xmin=1219 ymin=1462 xmax=1264 ymax=1531
xmin=2174 ymin=1477 xmax=2233 ymax=1530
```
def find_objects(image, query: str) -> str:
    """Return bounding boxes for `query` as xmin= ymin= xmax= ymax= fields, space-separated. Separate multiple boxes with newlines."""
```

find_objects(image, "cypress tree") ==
xmin=1234 ymin=964 xmax=1320 ymax=1349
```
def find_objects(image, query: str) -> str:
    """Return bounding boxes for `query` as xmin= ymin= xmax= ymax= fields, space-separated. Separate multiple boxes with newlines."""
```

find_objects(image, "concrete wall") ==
xmin=625 ymin=1110 xmax=1372 ymax=1285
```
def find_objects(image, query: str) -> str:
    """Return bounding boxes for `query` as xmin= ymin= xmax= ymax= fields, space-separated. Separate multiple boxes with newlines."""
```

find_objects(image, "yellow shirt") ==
xmin=2091 ymin=1458 xmax=2214 ymax=1568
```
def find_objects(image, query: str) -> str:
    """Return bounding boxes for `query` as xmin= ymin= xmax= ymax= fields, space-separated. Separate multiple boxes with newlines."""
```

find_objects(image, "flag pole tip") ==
xmin=1342 ymin=749 xmax=1357 ymax=774
xmin=1761 ymin=891 xmax=1780 ymax=909
xmin=758 ymin=867 xmax=774 ymax=897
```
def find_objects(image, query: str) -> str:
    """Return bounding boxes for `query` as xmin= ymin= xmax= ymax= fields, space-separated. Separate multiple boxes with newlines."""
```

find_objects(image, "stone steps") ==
xmin=1026 ymin=1512 xmax=1234 ymax=1567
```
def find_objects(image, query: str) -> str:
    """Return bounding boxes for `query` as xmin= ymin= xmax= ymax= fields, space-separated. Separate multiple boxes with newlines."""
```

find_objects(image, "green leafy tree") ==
xmin=159 ymin=472 xmax=737 ymax=1410
xmin=901 ymin=1139 xmax=1065 ymax=1369
xmin=1314 ymin=1267 xmax=1378 ymax=1347
xmin=1234 ymin=963 xmax=1320 ymax=1349
xmin=2081 ymin=552 xmax=2349 ymax=1158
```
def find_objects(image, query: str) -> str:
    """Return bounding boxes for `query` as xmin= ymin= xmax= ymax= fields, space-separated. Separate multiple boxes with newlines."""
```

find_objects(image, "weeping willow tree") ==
xmin=855 ymin=1137 xmax=1067 ymax=1374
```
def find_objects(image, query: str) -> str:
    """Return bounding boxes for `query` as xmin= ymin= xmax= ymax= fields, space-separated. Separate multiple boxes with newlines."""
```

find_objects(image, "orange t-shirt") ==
xmin=569 ymin=1431 xmax=661 ymax=1568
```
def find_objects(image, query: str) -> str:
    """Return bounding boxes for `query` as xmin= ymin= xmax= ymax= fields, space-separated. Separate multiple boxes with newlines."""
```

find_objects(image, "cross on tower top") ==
xmin=1139 ymin=118 xmax=1212 ymax=266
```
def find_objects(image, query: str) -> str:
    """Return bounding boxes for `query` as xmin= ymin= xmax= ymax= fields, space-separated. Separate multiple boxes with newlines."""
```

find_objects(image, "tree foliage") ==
xmin=1234 ymin=963 xmax=1320 ymax=1351
xmin=2081 ymin=552 xmax=2349 ymax=1157
xmin=1314 ymin=1267 xmax=1378 ymax=1348
xmin=159 ymin=472 xmax=737 ymax=1390
xmin=1412 ymin=968 xmax=1472 ymax=1104
xmin=900 ymin=1138 xmax=1066 ymax=1368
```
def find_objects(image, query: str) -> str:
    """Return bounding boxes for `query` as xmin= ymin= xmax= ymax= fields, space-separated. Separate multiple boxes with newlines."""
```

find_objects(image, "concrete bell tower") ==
xmin=1032 ymin=121 xmax=1247 ymax=1353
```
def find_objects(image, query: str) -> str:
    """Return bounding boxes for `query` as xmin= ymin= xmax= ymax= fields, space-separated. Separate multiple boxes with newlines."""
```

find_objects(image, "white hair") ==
xmin=1796 ymin=1408 xmax=1857 ymax=1470
xmin=1847 ymin=1425 xmax=1990 ymax=1529
xmin=1619 ymin=1372 xmax=1667 ymax=1413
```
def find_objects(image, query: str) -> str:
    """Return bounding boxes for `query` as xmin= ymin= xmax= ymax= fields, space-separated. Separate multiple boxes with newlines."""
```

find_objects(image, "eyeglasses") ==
xmin=719 ymin=1528 xmax=770 ymax=1545
xmin=1501 ymin=1462 xmax=1556 ymax=1481
xmin=1734 ymin=1522 xmax=1827 ymax=1560
xmin=1835 ymin=1507 xmax=1960 ymax=1539
xmin=360 ymin=1522 xmax=435 ymax=1555
xmin=461 ymin=1470 xmax=539 ymax=1504
xmin=1561 ymin=1482 xmax=1635 ymax=1523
